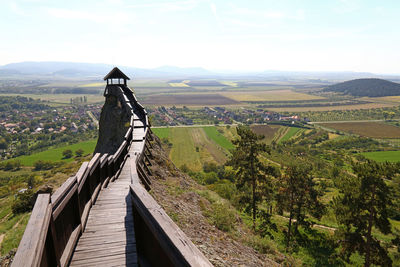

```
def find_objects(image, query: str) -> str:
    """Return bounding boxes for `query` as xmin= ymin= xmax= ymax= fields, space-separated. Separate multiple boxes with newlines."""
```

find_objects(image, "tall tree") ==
xmin=333 ymin=160 xmax=393 ymax=267
xmin=228 ymin=125 xmax=276 ymax=229
xmin=276 ymin=163 xmax=325 ymax=249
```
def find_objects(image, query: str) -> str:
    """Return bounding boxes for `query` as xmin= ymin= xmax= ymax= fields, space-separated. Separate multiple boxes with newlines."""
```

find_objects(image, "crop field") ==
xmin=154 ymin=126 xmax=233 ymax=171
xmin=202 ymin=126 xmax=234 ymax=151
xmin=250 ymin=125 xmax=281 ymax=143
xmin=152 ymin=128 xmax=171 ymax=139
xmin=168 ymin=83 xmax=190 ymax=87
xmin=10 ymin=139 xmax=97 ymax=166
xmin=141 ymin=94 xmax=239 ymax=106
xmin=360 ymin=96 xmax=400 ymax=103
xmin=319 ymin=122 xmax=400 ymax=138
xmin=268 ymin=102 xmax=397 ymax=112
xmin=279 ymin=127 xmax=302 ymax=143
xmin=361 ymin=151 xmax=400 ymax=162
xmin=78 ymin=82 xmax=105 ymax=88
xmin=220 ymin=90 xmax=324 ymax=102
xmin=0 ymin=93 xmax=104 ymax=105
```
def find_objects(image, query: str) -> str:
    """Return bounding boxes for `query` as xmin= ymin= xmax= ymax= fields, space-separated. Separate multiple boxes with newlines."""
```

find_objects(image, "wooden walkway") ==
xmin=69 ymin=112 xmax=147 ymax=266
xmin=69 ymin=160 xmax=138 ymax=266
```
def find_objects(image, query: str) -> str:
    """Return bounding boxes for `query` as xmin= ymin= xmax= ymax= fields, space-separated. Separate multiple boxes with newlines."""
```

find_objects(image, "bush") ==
xmin=211 ymin=202 xmax=236 ymax=232
xmin=204 ymin=172 xmax=218 ymax=184
xmin=75 ymin=148 xmax=84 ymax=157
xmin=34 ymin=160 xmax=54 ymax=171
xmin=208 ymin=180 xmax=236 ymax=200
xmin=62 ymin=149 xmax=73 ymax=159
xmin=12 ymin=190 xmax=35 ymax=214
xmin=2 ymin=160 xmax=21 ymax=171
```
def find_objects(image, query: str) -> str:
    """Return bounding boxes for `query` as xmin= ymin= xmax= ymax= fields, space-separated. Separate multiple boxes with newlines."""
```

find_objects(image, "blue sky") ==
xmin=1 ymin=0 xmax=399 ymax=73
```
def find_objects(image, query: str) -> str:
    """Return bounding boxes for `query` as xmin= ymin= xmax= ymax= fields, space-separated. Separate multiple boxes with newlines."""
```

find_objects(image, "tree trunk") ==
xmin=287 ymin=191 xmax=294 ymax=250
xmin=287 ymin=208 xmax=293 ymax=250
xmin=365 ymin=186 xmax=376 ymax=267
xmin=252 ymin=173 xmax=256 ymax=230
xmin=251 ymin=158 xmax=256 ymax=230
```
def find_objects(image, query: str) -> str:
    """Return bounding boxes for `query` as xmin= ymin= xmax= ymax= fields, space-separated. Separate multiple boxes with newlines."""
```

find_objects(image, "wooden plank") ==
xmin=51 ymin=176 xmax=77 ymax=207
xmin=80 ymin=200 xmax=92 ymax=230
xmin=130 ymin=184 xmax=212 ymax=267
xmin=91 ymin=183 xmax=102 ymax=204
xmin=52 ymin=184 xmax=78 ymax=220
xmin=100 ymin=153 xmax=109 ymax=168
xmin=12 ymin=194 xmax=52 ymax=267
xmin=59 ymin=225 xmax=81 ymax=267
xmin=76 ymin=162 xmax=89 ymax=184
xmin=88 ymin=153 xmax=101 ymax=175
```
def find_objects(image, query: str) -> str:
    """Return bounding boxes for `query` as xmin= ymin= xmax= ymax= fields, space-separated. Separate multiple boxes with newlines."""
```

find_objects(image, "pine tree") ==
xmin=333 ymin=160 xmax=393 ymax=266
xmin=276 ymin=163 xmax=325 ymax=249
xmin=228 ymin=125 xmax=276 ymax=230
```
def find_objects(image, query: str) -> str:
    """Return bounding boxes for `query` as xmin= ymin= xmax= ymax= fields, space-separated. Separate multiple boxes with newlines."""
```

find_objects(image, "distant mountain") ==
xmin=1 ymin=61 xmax=400 ymax=81
xmin=323 ymin=78 xmax=400 ymax=97
xmin=0 ymin=61 xmax=216 ymax=78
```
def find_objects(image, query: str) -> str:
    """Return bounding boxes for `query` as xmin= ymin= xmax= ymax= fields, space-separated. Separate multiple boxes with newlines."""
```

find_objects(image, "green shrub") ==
xmin=204 ymin=172 xmax=218 ymax=184
xmin=34 ymin=160 xmax=54 ymax=171
xmin=12 ymin=190 xmax=35 ymax=214
xmin=208 ymin=180 xmax=236 ymax=200
xmin=210 ymin=202 xmax=236 ymax=232
xmin=62 ymin=149 xmax=73 ymax=159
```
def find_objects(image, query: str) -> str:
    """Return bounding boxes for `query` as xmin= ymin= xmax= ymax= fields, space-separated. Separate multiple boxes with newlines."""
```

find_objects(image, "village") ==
xmin=0 ymin=97 xmax=100 ymax=159
xmin=147 ymin=105 xmax=303 ymax=126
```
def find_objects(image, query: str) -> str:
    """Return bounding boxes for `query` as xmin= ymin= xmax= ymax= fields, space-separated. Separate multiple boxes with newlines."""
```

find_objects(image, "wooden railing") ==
xmin=13 ymin=85 xmax=212 ymax=267
xmin=12 ymin=98 xmax=133 ymax=267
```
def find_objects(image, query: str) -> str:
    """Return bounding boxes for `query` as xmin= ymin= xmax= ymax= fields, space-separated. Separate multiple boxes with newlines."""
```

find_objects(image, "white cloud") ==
xmin=126 ymin=0 xmax=202 ymax=12
xmin=9 ymin=1 xmax=25 ymax=16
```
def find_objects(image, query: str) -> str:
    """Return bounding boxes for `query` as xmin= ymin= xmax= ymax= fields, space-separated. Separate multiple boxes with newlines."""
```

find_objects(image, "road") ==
xmin=86 ymin=111 xmax=99 ymax=129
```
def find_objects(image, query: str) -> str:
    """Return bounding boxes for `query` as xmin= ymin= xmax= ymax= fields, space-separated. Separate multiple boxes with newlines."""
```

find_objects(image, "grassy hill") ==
xmin=323 ymin=78 xmax=400 ymax=97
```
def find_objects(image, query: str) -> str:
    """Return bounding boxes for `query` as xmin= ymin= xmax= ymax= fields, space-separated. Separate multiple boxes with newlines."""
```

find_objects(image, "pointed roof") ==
xmin=103 ymin=67 xmax=130 ymax=80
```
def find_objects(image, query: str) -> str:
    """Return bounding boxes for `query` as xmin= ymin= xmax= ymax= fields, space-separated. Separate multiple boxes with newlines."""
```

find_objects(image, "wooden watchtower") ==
xmin=104 ymin=67 xmax=130 ymax=86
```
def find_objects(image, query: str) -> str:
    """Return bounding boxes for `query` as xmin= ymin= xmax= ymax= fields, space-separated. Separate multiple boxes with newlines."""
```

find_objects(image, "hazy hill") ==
xmin=1 ymin=61 xmax=400 ymax=81
xmin=323 ymin=78 xmax=400 ymax=97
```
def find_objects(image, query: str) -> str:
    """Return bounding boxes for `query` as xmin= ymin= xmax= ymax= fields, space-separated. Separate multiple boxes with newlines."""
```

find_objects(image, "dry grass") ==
xmin=320 ymin=122 xmax=400 ymax=139
xmin=268 ymin=102 xmax=396 ymax=112
xmin=168 ymin=83 xmax=190 ymax=87
xmin=221 ymin=90 xmax=324 ymax=102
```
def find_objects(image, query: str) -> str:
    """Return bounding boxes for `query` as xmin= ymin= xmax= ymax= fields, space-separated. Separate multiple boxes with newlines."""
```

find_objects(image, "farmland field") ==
xmin=152 ymin=128 xmax=171 ymax=139
xmin=221 ymin=90 xmax=324 ymax=102
xmin=268 ymin=102 xmax=396 ymax=112
xmin=0 ymin=93 xmax=104 ymax=104
xmin=279 ymin=127 xmax=302 ymax=143
xmin=168 ymin=83 xmax=189 ymax=87
xmin=9 ymin=139 xmax=97 ymax=166
xmin=319 ymin=122 xmax=400 ymax=138
xmin=141 ymin=94 xmax=238 ymax=106
xmin=202 ymin=126 xmax=234 ymax=151
xmin=361 ymin=151 xmax=400 ymax=162
xmin=155 ymin=126 xmax=233 ymax=171
xmin=250 ymin=125 xmax=281 ymax=143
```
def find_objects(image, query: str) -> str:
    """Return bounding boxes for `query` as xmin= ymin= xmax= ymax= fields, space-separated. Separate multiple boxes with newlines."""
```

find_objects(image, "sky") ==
xmin=1 ymin=0 xmax=399 ymax=74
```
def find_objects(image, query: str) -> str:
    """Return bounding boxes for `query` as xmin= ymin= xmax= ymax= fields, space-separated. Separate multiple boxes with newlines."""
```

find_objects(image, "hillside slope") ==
xmin=323 ymin=78 xmax=400 ymax=97
xmin=147 ymin=135 xmax=281 ymax=266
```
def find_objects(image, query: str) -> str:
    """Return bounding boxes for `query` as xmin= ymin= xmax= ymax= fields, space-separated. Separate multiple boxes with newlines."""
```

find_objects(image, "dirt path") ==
xmin=0 ymin=213 xmax=11 ymax=224
xmin=276 ymin=215 xmax=336 ymax=232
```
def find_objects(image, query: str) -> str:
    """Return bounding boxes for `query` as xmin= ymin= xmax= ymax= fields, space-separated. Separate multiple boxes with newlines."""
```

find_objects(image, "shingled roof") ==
xmin=103 ymin=67 xmax=130 ymax=80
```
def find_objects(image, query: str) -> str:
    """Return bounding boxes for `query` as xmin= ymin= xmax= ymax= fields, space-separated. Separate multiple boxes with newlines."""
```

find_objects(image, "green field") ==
xmin=279 ymin=127 xmax=301 ymax=143
xmin=361 ymin=150 xmax=400 ymax=162
xmin=154 ymin=126 xmax=233 ymax=171
xmin=203 ymin=126 xmax=234 ymax=151
xmin=11 ymin=139 xmax=97 ymax=166
xmin=152 ymin=128 xmax=171 ymax=139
